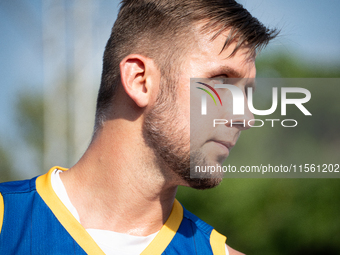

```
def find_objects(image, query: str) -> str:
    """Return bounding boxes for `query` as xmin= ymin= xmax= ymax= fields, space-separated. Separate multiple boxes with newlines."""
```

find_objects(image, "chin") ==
xmin=185 ymin=177 xmax=223 ymax=190
xmin=177 ymin=150 xmax=224 ymax=190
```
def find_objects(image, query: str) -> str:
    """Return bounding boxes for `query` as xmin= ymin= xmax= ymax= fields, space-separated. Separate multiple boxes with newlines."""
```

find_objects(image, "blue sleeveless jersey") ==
xmin=0 ymin=167 xmax=226 ymax=254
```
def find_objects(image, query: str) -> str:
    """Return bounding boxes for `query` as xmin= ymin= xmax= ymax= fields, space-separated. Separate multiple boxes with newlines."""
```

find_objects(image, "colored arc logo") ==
xmin=196 ymin=82 xmax=223 ymax=106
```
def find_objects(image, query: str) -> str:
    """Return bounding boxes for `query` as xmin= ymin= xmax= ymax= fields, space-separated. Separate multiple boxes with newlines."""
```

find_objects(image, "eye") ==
xmin=209 ymin=75 xmax=227 ymax=87
xmin=211 ymin=74 xmax=228 ymax=79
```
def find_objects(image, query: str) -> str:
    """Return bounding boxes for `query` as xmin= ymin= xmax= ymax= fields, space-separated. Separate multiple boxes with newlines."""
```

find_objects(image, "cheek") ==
xmin=189 ymin=89 xmax=216 ymax=148
xmin=189 ymin=89 xmax=238 ymax=147
xmin=176 ymin=80 xmax=191 ymax=122
xmin=216 ymin=89 xmax=235 ymax=118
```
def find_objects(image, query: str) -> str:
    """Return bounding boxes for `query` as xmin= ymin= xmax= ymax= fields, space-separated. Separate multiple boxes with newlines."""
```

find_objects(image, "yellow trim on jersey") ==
xmin=0 ymin=193 xmax=4 ymax=234
xmin=141 ymin=199 xmax=183 ymax=255
xmin=36 ymin=167 xmax=105 ymax=255
xmin=210 ymin=229 xmax=227 ymax=255
xmin=36 ymin=166 xmax=184 ymax=255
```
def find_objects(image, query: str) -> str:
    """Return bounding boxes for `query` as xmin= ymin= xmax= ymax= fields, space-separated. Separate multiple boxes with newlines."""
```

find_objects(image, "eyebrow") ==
xmin=217 ymin=66 xmax=244 ymax=78
xmin=210 ymin=65 xmax=256 ymax=89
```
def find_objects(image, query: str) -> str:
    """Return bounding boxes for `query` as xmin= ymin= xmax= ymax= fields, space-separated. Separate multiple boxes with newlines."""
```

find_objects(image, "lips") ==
xmin=210 ymin=140 xmax=235 ymax=150
xmin=207 ymin=140 xmax=236 ymax=157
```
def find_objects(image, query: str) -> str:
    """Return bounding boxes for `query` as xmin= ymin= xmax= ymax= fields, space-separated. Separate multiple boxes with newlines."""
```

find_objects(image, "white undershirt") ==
xmin=51 ymin=169 xmax=229 ymax=255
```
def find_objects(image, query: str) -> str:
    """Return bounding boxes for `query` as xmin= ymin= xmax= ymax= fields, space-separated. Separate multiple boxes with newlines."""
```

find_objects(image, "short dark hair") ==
xmin=95 ymin=0 xmax=278 ymax=129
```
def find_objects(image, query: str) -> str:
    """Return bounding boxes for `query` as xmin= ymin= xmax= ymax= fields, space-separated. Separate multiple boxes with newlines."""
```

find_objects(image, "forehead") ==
xmin=186 ymin=27 xmax=256 ymax=79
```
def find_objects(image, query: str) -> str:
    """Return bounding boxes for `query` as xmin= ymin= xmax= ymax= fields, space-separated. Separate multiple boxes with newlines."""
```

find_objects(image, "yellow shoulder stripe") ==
xmin=140 ymin=199 xmax=183 ymax=255
xmin=36 ymin=167 xmax=105 ymax=255
xmin=0 ymin=193 xmax=3 ymax=235
xmin=210 ymin=229 xmax=227 ymax=255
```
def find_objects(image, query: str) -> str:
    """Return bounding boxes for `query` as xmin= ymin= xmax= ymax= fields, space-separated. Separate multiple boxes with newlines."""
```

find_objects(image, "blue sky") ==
xmin=240 ymin=0 xmax=340 ymax=63
xmin=0 ymin=0 xmax=339 ymax=175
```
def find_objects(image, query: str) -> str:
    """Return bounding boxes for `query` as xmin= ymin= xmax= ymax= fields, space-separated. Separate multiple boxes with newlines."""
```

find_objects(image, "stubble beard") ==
xmin=143 ymin=78 xmax=222 ymax=190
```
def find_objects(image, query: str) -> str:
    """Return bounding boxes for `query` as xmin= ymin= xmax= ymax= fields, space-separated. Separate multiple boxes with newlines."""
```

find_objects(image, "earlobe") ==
xmin=120 ymin=54 xmax=159 ymax=108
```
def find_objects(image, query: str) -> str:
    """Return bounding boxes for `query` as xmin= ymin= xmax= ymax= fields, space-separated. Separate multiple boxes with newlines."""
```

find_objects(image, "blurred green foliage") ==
xmin=0 ymin=91 xmax=44 ymax=182
xmin=0 ymin=145 xmax=15 ymax=182
xmin=15 ymin=91 xmax=44 ymax=158
xmin=177 ymin=53 xmax=340 ymax=254
xmin=255 ymin=52 xmax=340 ymax=78
xmin=15 ymin=91 xmax=44 ymax=170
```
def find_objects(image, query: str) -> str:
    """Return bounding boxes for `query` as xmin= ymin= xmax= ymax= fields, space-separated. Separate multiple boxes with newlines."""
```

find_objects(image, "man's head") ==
xmin=95 ymin=0 xmax=277 ymax=128
xmin=94 ymin=0 xmax=278 ymax=189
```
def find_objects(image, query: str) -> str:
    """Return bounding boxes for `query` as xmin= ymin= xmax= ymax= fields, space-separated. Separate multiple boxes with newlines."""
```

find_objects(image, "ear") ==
xmin=119 ymin=54 xmax=160 ymax=108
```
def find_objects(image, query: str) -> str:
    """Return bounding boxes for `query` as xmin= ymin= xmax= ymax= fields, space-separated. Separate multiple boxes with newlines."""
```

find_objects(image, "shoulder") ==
xmin=182 ymin=206 xmax=215 ymax=235
xmin=181 ymin=205 xmax=245 ymax=255
xmin=180 ymin=206 xmax=227 ymax=254
xmin=0 ymin=177 xmax=37 ymax=194
xmin=0 ymin=177 xmax=40 ymax=217
xmin=0 ymin=177 xmax=39 ymax=235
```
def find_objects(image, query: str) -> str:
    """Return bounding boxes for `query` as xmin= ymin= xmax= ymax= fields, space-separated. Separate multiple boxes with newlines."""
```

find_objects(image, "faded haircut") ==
xmin=94 ymin=0 xmax=278 ymax=130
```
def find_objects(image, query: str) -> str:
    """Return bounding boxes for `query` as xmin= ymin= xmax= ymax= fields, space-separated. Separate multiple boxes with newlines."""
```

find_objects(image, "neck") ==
xmin=60 ymin=120 xmax=179 ymax=236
